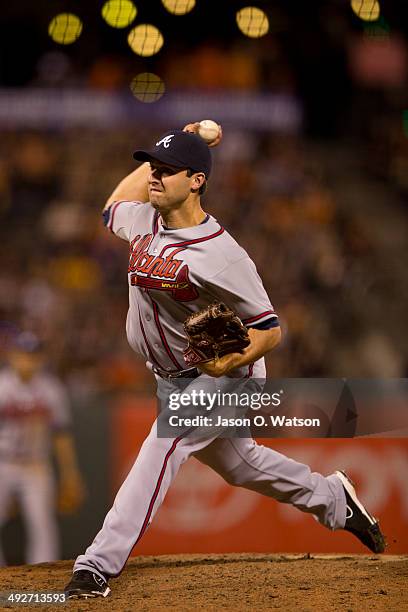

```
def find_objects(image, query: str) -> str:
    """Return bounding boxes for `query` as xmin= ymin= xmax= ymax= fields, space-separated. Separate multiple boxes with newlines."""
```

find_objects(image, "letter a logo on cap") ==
xmin=156 ymin=135 xmax=174 ymax=149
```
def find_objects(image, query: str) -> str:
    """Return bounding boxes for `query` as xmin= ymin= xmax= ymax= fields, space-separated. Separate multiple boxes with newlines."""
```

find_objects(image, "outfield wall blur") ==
xmin=2 ymin=393 xmax=406 ymax=565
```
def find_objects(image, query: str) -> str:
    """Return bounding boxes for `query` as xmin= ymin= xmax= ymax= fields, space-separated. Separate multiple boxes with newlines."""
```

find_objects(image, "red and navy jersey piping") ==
xmin=135 ymin=435 xmax=183 ymax=546
xmin=111 ymin=435 xmax=184 ymax=577
xmin=138 ymin=305 xmax=167 ymax=371
xmin=160 ymin=214 xmax=210 ymax=231
xmin=249 ymin=317 xmax=280 ymax=330
xmin=148 ymin=294 xmax=184 ymax=370
xmin=242 ymin=311 xmax=275 ymax=325
xmin=152 ymin=211 xmax=160 ymax=236
xmin=159 ymin=225 xmax=224 ymax=258
xmin=103 ymin=200 xmax=127 ymax=233
xmin=242 ymin=311 xmax=279 ymax=330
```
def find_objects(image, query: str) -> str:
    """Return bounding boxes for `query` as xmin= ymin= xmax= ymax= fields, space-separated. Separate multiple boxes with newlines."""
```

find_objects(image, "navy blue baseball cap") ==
xmin=133 ymin=129 xmax=212 ymax=178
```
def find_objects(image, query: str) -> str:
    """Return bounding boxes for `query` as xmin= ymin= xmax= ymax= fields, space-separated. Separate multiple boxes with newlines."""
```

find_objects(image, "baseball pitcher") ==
xmin=64 ymin=123 xmax=385 ymax=599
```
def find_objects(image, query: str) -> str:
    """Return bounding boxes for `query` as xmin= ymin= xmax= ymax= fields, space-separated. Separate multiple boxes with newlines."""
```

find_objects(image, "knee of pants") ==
xmin=222 ymin=441 xmax=266 ymax=486
xmin=222 ymin=465 xmax=251 ymax=487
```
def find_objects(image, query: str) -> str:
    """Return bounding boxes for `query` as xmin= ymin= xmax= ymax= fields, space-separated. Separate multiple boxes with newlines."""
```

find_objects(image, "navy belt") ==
xmin=152 ymin=366 xmax=200 ymax=380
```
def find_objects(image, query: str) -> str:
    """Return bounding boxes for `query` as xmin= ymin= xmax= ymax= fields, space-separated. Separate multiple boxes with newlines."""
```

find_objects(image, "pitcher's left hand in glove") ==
xmin=183 ymin=302 xmax=250 ymax=369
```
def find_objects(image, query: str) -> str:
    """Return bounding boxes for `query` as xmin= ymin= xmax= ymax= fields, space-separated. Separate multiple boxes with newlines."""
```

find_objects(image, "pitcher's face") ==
xmin=148 ymin=161 xmax=204 ymax=211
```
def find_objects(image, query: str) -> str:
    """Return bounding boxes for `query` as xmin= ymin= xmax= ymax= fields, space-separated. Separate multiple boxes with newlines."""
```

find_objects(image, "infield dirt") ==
xmin=0 ymin=553 xmax=407 ymax=611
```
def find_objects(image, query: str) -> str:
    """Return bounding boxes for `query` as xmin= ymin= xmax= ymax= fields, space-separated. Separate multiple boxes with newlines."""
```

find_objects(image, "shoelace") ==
xmin=346 ymin=505 xmax=354 ymax=519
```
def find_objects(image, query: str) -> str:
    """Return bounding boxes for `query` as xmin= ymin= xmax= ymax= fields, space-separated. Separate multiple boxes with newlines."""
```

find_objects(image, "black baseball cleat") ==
xmin=64 ymin=570 xmax=111 ymax=599
xmin=336 ymin=470 xmax=386 ymax=554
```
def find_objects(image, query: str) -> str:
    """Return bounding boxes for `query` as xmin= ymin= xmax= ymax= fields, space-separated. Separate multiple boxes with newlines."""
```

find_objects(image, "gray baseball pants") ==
xmin=74 ymin=376 xmax=347 ymax=578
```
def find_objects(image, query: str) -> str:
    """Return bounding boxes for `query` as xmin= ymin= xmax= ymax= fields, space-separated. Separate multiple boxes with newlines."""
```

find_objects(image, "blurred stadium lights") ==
xmin=161 ymin=0 xmax=196 ymax=16
xmin=236 ymin=7 xmax=269 ymax=38
xmin=101 ymin=0 xmax=137 ymax=28
xmin=48 ymin=13 xmax=83 ymax=45
xmin=130 ymin=72 xmax=165 ymax=102
xmin=127 ymin=24 xmax=164 ymax=56
xmin=351 ymin=0 xmax=380 ymax=22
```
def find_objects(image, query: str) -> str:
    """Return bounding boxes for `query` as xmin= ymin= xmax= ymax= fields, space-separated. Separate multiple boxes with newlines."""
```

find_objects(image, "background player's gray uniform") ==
xmin=74 ymin=200 xmax=347 ymax=578
xmin=0 ymin=367 xmax=71 ymax=564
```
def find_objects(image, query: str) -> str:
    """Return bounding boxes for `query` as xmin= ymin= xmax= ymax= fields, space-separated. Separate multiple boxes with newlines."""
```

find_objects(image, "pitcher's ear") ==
xmin=191 ymin=173 xmax=205 ymax=190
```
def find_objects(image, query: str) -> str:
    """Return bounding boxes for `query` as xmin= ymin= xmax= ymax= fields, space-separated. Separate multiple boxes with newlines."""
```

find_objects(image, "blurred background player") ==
xmin=0 ymin=331 xmax=85 ymax=565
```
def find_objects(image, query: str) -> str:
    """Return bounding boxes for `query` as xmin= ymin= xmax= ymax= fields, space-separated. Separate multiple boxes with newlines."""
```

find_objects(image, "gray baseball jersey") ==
xmin=0 ymin=367 xmax=71 ymax=462
xmin=0 ymin=367 xmax=69 ymax=565
xmin=104 ymin=200 xmax=279 ymax=376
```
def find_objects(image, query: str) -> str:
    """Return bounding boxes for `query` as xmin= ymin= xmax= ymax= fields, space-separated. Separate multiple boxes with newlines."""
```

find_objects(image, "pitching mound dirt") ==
xmin=0 ymin=554 xmax=407 ymax=611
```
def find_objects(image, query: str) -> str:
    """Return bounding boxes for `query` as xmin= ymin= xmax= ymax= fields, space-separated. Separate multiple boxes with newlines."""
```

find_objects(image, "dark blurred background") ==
xmin=1 ymin=0 xmax=407 ymax=562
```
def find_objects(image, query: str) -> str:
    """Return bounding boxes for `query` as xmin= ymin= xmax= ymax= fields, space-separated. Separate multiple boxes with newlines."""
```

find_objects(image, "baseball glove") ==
xmin=183 ymin=302 xmax=250 ymax=367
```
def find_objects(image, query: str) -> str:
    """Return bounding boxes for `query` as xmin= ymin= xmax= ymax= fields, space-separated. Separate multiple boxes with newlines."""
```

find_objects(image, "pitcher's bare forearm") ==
xmin=104 ymin=162 xmax=151 ymax=210
xmin=198 ymin=326 xmax=281 ymax=377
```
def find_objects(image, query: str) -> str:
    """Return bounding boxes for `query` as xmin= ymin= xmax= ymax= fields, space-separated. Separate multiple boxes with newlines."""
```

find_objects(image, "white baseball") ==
xmin=198 ymin=119 xmax=221 ymax=144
